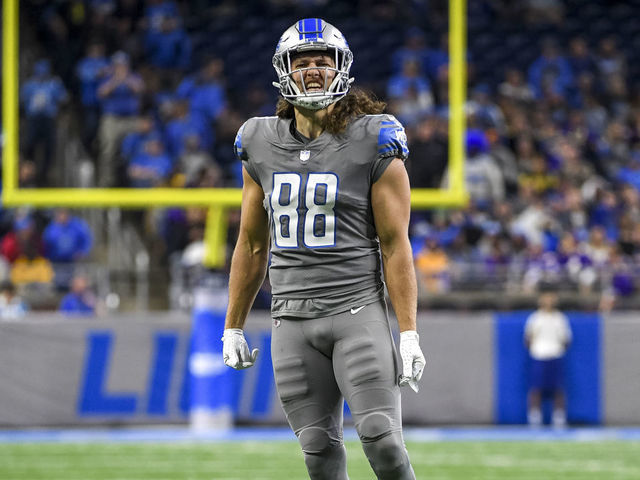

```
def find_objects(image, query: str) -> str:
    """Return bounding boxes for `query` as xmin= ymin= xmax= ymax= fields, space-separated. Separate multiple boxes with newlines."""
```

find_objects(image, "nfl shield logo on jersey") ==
xmin=299 ymin=150 xmax=311 ymax=163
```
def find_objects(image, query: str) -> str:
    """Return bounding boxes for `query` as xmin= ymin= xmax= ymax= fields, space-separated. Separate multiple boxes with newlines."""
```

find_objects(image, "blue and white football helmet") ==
xmin=272 ymin=18 xmax=354 ymax=110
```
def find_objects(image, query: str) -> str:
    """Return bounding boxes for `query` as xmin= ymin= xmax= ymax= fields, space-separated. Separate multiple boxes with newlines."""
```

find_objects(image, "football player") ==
xmin=223 ymin=18 xmax=426 ymax=479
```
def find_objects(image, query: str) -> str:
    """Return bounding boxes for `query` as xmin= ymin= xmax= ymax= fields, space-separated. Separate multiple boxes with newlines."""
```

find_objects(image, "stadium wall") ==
xmin=0 ymin=311 xmax=638 ymax=427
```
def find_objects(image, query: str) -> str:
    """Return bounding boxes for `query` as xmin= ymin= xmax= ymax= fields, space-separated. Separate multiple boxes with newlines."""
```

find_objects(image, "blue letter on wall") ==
xmin=78 ymin=332 xmax=137 ymax=415
xmin=146 ymin=332 xmax=178 ymax=415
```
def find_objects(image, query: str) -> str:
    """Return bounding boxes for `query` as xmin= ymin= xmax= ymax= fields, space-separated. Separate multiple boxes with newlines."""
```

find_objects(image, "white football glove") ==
xmin=222 ymin=328 xmax=259 ymax=369
xmin=398 ymin=330 xmax=426 ymax=393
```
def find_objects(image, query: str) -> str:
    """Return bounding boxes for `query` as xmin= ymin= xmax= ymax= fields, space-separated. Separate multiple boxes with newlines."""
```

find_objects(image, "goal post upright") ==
xmin=1 ymin=0 xmax=468 ymax=267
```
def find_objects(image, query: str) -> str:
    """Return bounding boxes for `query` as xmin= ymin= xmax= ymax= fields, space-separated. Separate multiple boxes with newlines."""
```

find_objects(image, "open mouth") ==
xmin=305 ymin=82 xmax=324 ymax=92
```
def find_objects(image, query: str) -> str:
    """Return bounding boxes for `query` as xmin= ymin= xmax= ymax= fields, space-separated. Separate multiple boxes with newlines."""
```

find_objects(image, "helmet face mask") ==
xmin=273 ymin=19 xmax=354 ymax=110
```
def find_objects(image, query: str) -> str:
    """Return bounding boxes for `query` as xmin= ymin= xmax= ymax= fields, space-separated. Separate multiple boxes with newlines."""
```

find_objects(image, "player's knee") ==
xmin=359 ymin=419 xmax=412 ymax=479
xmin=358 ymin=412 xmax=393 ymax=442
xmin=362 ymin=433 xmax=408 ymax=464
xmin=299 ymin=428 xmax=348 ymax=480
xmin=299 ymin=426 xmax=332 ymax=454
xmin=363 ymin=434 xmax=409 ymax=468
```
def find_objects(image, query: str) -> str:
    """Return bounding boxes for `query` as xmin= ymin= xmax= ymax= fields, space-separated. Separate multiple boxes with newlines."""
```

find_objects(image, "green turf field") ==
xmin=1 ymin=440 xmax=639 ymax=480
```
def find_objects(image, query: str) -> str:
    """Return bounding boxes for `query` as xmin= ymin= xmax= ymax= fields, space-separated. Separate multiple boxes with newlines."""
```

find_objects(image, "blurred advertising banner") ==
xmin=0 ymin=311 xmax=638 ymax=427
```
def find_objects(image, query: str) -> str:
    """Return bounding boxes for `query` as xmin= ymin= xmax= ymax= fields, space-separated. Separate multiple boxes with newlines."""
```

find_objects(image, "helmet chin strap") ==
xmin=289 ymin=95 xmax=336 ymax=110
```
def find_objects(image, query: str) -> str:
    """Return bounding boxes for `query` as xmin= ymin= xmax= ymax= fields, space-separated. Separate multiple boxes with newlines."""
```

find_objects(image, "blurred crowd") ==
xmin=0 ymin=208 xmax=97 ymax=318
xmin=405 ymin=4 xmax=640 ymax=311
xmin=5 ymin=0 xmax=640 ymax=312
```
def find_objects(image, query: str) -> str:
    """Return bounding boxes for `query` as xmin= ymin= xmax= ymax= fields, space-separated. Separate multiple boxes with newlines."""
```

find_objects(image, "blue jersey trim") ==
xmin=378 ymin=120 xmax=409 ymax=158
xmin=234 ymin=123 xmax=246 ymax=160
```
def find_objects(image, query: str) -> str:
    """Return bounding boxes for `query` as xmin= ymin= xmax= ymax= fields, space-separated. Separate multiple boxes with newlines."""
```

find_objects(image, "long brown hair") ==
xmin=275 ymin=88 xmax=386 ymax=135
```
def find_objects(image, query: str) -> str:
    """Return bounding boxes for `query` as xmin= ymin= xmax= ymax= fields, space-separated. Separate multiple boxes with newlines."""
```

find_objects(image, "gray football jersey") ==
xmin=234 ymin=114 xmax=409 ymax=318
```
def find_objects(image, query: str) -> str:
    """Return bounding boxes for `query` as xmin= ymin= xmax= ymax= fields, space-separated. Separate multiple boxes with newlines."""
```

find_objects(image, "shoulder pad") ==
xmin=234 ymin=120 xmax=250 ymax=161
xmin=377 ymin=115 xmax=409 ymax=160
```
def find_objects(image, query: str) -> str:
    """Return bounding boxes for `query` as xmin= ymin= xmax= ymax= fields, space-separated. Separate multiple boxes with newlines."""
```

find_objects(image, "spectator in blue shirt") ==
xmin=43 ymin=209 xmax=93 ymax=290
xmin=467 ymin=84 xmax=505 ymax=132
xmin=386 ymin=58 xmax=434 ymax=127
xmin=176 ymin=57 xmax=226 ymax=125
xmin=59 ymin=273 xmax=97 ymax=317
xmin=43 ymin=209 xmax=93 ymax=263
xmin=567 ymin=36 xmax=597 ymax=79
xmin=390 ymin=27 xmax=430 ymax=76
xmin=596 ymin=36 xmax=626 ymax=81
xmin=423 ymin=32 xmax=474 ymax=104
xmin=75 ymin=40 xmax=109 ymax=158
xmin=464 ymin=129 xmax=505 ymax=210
xmin=128 ymin=135 xmax=173 ymax=188
xmin=164 ymin=99 xmax=212 ymax=160
xmin=144 ymin=14 xmax=191 ymax=74
xmin=121 ymin=114 xmax=163 ymax=162
xmin=97 ymin=51 xmax=145 ymax=187
xmin=527 ymin=38 xmax=573 ymax=100
xmin=143 ymin=0 xmax=180 ymax=32
xmin=20 ymin=59 xmax=68 ymax=186
xmin=425 ymin=32 xmax=453 ymax=84
xmin=387 ymin=58 xmax=433 ymax=99
xmin=617 ymin=158 xmax=640 ymax=193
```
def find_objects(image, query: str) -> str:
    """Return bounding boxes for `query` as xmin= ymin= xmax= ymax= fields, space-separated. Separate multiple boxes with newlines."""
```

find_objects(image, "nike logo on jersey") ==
xmin=350 ymin=306 xmax=365 ymax=315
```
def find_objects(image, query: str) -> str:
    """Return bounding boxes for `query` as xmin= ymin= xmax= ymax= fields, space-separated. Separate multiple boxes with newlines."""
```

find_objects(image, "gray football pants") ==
xmin=271 ymin=300 xmax=415 ymax=480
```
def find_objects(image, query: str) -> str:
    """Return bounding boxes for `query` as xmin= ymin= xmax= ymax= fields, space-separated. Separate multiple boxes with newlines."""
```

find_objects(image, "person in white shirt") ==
xmin=524 ymin=291 xmax=572 ymax=427
xmin=0 ymin=281 xmax=28 ymax=320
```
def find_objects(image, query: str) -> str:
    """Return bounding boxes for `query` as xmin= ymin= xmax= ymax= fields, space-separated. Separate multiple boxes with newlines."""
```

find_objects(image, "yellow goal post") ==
xmin=2 ymin=0 xmax=468 ymax=267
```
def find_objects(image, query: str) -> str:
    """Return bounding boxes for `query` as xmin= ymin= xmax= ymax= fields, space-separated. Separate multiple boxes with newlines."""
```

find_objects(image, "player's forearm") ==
xmin=225 ymin=239 xmax=268 ymax=329
xmin=381 ymin=238 xmax=417 ymax=333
